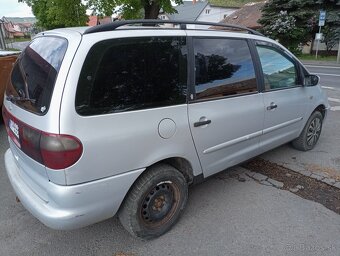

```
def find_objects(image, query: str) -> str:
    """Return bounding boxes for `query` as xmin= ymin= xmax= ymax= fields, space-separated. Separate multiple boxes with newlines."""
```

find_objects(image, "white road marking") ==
xmin=322 ymin=86 xmax=337 ymax=90
xmin=330 ymin=106 xmax=340 ymax=111
xmin=315 ymin=73 xmax=340 ymax=77
xmin=328 ymin=97 xmax=340 ymax=103
xmin=305 ymin=65 xmax=340 ymax=69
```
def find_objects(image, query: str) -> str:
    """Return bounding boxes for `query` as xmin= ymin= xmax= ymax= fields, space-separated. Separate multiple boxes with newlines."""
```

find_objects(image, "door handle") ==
xmin=194 ymin=120 xmax=211 ymax=127
xmin=267 ymin=102 xmax=278 ymax=110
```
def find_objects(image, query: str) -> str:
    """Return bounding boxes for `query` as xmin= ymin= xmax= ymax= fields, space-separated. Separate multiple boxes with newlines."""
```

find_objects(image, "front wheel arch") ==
xmin=292 ymin=110 xmax=323 ymax=151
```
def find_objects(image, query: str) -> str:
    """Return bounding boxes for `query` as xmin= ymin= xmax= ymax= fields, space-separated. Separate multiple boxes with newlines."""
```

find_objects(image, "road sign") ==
xmin=319 ymin=11 xmax=326 ymax=26
xmin=315 ymin=33 xmax=323 ymax=40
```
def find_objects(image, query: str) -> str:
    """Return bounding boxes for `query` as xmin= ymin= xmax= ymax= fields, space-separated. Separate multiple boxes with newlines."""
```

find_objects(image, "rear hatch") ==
xmin=2 ymin=31 xmax=83 ymax=193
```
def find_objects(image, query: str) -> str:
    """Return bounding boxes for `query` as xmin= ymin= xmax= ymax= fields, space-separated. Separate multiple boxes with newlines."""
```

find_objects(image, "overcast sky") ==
xmin=0 ymin=0 xmax=33 ymax=17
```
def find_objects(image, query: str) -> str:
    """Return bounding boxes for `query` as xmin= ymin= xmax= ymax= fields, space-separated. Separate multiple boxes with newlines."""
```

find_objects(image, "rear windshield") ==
xmin=6 ymin=36 xmax=68 ymax=115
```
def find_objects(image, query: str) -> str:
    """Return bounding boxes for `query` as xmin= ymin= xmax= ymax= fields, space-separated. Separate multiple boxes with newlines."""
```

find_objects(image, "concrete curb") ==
xmin=291 ymin=167 xmax=340 ymax=189
xmin=301 ymin=60 xmax=340 ymax=66
xmin=228 ymin=165 xmax=340 ymax=191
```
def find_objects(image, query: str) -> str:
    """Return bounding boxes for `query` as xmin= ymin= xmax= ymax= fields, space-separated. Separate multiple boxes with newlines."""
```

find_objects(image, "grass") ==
xmin=210 ymin=0 xmax=264 ymax=7
xmin=5 ymin=48 xmax=21 ymax=51
xmin=298 ymin=54 xmax=337 ymax=62
xmin=5 ymin=37 xmax=31 ymax=44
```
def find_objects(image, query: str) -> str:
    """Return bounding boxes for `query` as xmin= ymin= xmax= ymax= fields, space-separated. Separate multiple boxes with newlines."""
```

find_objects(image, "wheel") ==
xmin=292 ymin=111 xmax=323 ymax=151
xmin=118 ymin=163 xmax=188 ymax=239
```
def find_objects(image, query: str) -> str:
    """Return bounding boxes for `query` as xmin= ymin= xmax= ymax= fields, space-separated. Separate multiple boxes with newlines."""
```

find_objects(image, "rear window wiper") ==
xmin=6 ymin=94 xmax=36 ymax=104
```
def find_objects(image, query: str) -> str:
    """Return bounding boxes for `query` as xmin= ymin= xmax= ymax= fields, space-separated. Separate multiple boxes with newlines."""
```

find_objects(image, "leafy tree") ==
xmin=20 ymin=0 xmax=88 ymax=29
xmin=321 ymin=9 xmax=340 ymax=55
xmin=259 ymin=0 xmax=340 ymax=55
xmin=87 ymin=0 xmax=183 ymax=19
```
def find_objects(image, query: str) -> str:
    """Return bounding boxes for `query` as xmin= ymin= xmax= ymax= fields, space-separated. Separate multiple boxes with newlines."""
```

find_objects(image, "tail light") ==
xmin=2 ymin=106 xmax=83 ymax=170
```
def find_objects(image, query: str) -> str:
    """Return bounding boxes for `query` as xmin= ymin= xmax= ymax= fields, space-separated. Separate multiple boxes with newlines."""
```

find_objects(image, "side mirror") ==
xmin=304 ymin=74 xmax=319 ymax=87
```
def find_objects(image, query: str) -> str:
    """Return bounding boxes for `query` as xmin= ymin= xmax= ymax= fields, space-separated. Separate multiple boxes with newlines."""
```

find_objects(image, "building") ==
xmin=159 ymin=1 xmax=237 ymax=26
xmin=220 ymin=2 xmax=265 ymax=30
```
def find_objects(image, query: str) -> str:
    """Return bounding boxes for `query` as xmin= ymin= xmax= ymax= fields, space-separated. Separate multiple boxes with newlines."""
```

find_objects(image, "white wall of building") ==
xmin=197 ymin=5 xmax=236 ymax=23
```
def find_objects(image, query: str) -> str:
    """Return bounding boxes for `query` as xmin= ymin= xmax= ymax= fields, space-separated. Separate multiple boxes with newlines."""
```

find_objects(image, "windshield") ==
xmin=6 ymin=36 xmax=68 ymax=115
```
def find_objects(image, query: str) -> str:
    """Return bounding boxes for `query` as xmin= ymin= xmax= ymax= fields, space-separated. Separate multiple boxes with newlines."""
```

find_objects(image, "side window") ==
xmin=194 ymin=38 xmax=257 ymax=100
xmin=76 ymin=37 xmax=187 ymax=116
xmin=256 ymin=45 xmax=298 ymax=91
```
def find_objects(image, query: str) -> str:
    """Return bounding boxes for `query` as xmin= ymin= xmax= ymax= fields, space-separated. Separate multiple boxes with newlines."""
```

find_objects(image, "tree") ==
xmin=321 ymin=9 xmax=340 ymax=55
xmin=20 ymin=0 xmax=88 ymax=30
xmin=87 ymin=0 xmax=183 ymax=19
xmin=259 ymin=0 xmax=340 ymax=55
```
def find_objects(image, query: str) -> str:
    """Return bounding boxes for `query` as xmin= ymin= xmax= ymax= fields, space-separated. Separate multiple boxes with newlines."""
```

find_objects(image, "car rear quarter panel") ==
xmin=60 ymin=30 xmax=203 ymax=185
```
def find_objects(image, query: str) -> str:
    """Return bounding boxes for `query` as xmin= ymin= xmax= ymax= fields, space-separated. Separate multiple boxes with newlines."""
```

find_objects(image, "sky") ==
xmin=0 ymin=0 xmax=34 ymax=17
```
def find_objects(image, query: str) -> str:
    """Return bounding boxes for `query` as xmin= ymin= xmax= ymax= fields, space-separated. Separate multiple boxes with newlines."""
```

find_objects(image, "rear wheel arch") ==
xmin=159 ymin=157 xmax=194 ymax=185
xmin=118 ymin=156 xmax=194 ymax=212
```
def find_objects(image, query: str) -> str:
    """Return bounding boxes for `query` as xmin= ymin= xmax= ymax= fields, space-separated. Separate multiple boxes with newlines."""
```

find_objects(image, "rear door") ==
xmin=187 ymin=36 xmax=264 ymax=177
xmin=254 ymin=41 xmax=309 ymax=152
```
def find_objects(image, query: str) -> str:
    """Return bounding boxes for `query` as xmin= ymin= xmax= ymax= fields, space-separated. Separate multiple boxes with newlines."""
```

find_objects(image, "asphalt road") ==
xmin=0 ymin=64 xmax=339 ymax=255
xmin=306 ymin=64 xmax=340 ymax=88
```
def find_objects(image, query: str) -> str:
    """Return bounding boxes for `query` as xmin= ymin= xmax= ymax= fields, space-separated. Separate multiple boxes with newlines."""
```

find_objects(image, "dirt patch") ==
xmin=244 ymin=158 xmax=340 ymax=215
xmin=303 ymin=163 xmax=340 ymax=181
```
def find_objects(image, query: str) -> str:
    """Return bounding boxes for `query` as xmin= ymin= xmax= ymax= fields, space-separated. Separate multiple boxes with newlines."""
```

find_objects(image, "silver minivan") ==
xmin=2 ymin=20 xmax=330 ymax=239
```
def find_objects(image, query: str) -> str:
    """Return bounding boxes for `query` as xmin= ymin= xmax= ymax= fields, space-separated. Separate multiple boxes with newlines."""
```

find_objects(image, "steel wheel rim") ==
xmin=306 ymin=117 xmax=321 ymax=147
xmin=140 ymin=181 xmax=180 ymax=229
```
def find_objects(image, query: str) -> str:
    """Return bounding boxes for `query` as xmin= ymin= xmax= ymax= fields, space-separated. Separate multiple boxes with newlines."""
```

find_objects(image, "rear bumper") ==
xmin=4 ymin=149 xmax=144 ymax=230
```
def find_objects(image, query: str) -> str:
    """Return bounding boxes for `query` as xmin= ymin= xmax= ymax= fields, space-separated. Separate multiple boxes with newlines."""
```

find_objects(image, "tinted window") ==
xmin=76 ymin=37 xmax=187 ymax=116
xmin=256 ymin=45 xmax=297 ymax=90
xmin=6 ymin=37 xmax=68 ymax=114
xmin=194 ymin=38 xmax=257 ymax=100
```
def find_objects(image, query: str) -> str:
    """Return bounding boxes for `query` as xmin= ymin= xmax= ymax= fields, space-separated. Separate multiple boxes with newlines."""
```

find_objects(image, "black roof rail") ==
xmin=84 ymin=19 xmax=264 ymax=36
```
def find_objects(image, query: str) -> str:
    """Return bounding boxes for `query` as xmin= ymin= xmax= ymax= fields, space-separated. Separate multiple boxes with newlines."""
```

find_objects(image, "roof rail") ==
xmin=84 ymin=19 xmax=263 ymax=36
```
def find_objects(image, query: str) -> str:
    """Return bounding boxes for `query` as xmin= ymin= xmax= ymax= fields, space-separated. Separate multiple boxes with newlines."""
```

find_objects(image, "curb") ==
xmin=288 ymin=167 xmax=340 ymax=189
xmin=301 ymin=60 xmax=340 ymax=66
xmin=227 ymin=165 xmax=340 ymax=190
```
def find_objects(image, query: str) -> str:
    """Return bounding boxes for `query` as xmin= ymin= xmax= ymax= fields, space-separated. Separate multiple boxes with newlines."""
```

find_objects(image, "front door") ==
xmin=187 ymin=36 xmax=264 ymax=177
xmin=255 ymin=42 xmax=309 ymax=152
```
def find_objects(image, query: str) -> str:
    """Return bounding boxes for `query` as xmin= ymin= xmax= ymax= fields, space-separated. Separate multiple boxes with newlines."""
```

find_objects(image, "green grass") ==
xmin=298 ymin=54 xmax=337 ymax=62
xmin=210 ymin=0 xmax=264 ymax=8
xmin=5 ymin=48 xmax=21 ymax=51
xmin=5 ymin=37 xmax=31 ymax=44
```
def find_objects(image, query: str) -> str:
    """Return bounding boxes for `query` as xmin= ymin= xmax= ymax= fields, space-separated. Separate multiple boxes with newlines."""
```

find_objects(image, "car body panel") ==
xmin=5 ymin=149 xmax=144 ymax=229
xmin=260 ymin=87 xmax=309 ymax=152
xmin=188 ymin=93 xmax=264 ymax=177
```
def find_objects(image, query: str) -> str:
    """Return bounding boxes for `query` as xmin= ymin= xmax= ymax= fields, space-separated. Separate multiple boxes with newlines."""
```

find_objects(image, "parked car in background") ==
xmin=0 ymin=50 xmax=20 ymax=111
xmin=2 ymin=20 xmax=330 ymax=239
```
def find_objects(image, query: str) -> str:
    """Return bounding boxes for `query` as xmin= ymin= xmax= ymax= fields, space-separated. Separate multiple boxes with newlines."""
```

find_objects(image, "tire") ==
xmin=292 ymin=111 xmax=323 ymax=151
xmin=118 ymin=163 xmax=188 ymax=239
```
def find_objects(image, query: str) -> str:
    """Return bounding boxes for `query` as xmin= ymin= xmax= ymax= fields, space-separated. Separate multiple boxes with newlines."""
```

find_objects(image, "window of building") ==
xmin=76 ymin=37 xmax=187 ymax=115
xmin=194 ymin=38 xmax=257 ymax=100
